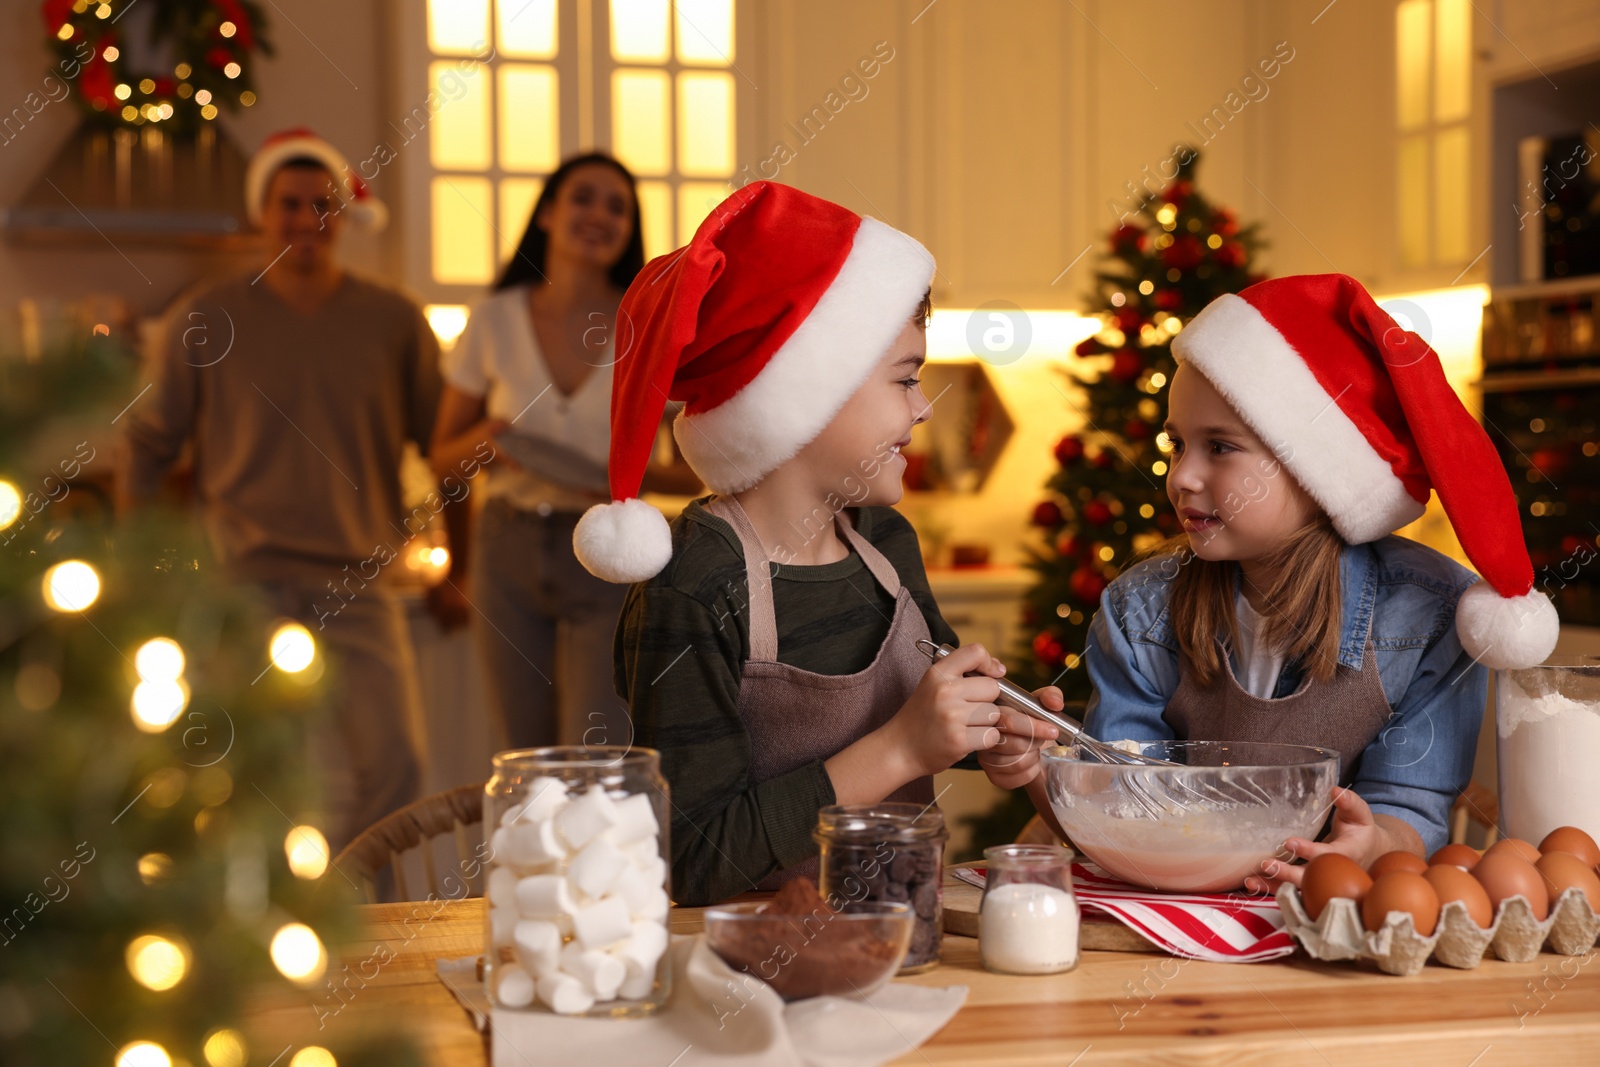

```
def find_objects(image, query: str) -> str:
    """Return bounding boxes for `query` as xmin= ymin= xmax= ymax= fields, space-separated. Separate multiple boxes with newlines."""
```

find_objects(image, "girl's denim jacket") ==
xmin=1082 ymin=535 xmax=1488 ymax=855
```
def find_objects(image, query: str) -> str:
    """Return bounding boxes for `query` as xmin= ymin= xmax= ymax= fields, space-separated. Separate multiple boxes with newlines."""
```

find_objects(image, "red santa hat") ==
xmin=573 ymin=181 xmax=934 ymax=584
xmin=245 ymin=128 xmax=388 ymax=231
xmin=1172 ymin=273 xmax=1558 ymax=670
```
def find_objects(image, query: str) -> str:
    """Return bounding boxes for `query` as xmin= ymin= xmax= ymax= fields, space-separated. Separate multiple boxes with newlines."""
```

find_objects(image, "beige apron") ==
xmin=1163 ymin=608 xmax=1393 ymax=786
xmin=705 ymin=495 xmax=936 ymax=889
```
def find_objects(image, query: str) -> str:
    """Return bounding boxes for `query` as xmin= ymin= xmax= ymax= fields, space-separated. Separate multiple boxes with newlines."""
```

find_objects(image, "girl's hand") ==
xmin=1243 ymin=786 xmax=1417 ymax=894
xmin=977 ymin=687 xmax=1064 ymax=789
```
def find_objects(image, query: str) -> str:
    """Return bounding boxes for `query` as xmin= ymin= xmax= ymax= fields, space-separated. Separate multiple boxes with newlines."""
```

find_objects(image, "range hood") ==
xmin=4 ymin=122 xmax=262 ymax=248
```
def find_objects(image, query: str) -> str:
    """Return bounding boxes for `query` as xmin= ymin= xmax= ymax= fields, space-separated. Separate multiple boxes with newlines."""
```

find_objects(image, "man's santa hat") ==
xmin=245 ymin=128 xmax=388 ymax=230
xmin=1172 ymin=273 xmax=1558 ymax=670
xmin=573 ymin=181 xmax=934 ymax=584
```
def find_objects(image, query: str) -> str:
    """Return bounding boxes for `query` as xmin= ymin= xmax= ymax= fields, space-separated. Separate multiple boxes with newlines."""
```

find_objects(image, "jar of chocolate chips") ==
xmin=814 ymin=803 xmax=947 ymax=973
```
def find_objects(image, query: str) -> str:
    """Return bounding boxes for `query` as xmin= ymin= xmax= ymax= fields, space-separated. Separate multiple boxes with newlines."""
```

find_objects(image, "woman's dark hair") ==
xmin=494 ymin=152 xmax=646 ymax=292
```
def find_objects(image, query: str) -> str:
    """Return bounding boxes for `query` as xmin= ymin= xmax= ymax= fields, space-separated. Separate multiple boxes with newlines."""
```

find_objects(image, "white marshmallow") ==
xmin=554 ymin=786 xmax=619 ymax=850
xmin=486 ymin=867 xmax=518 ymax=912
xmin=606 ymin=794 xmax=660 ymax=846
xmin=515 ymin=873 xmax=579 ymax=922
xmin=610 ymin=920 xmax=669 ymax=993
xmin=572 ymin=895 xmax=632 ymax=950
xmin=489 ymin=903 xmax=517 ymax=948
xmin=617 ymin=971 xmax=655 ymax=1000
xmin=512 ymin=919 xmax=561 ymax=977
xmin=495 ymin=963 xmax=536 ymax=1009
xmin=537 ymin=972 xmax=596 ymax=1016
xmin=631 ymin=887 xmax=669 ymax=922
xmin=505 ymin=777 xmax=568 ymax=826
xmin=560 ymin=942 xmax=626 ymax=1001
xmin=568 ymin=837 xmax=628 ymax=900
xmin=612 ymin=863 xmax=652 ymax=914
xmin=622 ymin=838 xmax=660 ymax=869
xmin=504 ymin=818 xmax=567 ymax=869
xmin=637 ymin=854 xmax=668 ymax=890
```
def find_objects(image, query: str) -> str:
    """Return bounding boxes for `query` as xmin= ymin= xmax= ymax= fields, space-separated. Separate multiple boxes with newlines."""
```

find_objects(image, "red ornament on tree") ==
xmin=1109 ymin=348 xmax=1142 ymax=384
xmin=1113 ymin=306 xmax=1143 ymax=334
xmin=1074 ymin=336 xmax=1106 ymax=357
xmin=1053 ymin=434 xmax=1086 ymax=465
xmin=1082 ymin=500 xmax=1113 ymax=525
xmin=1212 ymin=207 xmax=1239 ymax=236
xmin=1054 ymin=533 xmax=1081 ymax=558
xmin=1164 ymin=180 xmax=1194 ymax=207
xmin=1031 ymin=500 xmax=1063 ymax=527
xmin=1163 ymin=235 xmax=1205 ymax=271
xmin=1154 ymin=289 xmax=1183 ymax=311
xmin=1111 ymin=224 xmax=1145 ymax=253
xmin=1032 ymin=631 xmax=1066 ymax=665
xmin=1215 ymin=241 xmax=1246 ymax=269
xmin=1069 ymin=567 xmax=1108 ymax=605
xmin=1124 ymin=419 xmax=1152 ymax=440
xmin=1091 ymin=449 xmax=1115 ymax=470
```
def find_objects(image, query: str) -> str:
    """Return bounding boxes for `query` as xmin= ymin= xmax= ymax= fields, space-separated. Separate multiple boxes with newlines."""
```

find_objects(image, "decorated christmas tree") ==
xmin=1012 ymin=149 xmax=1268 ymax=701
xmin=0 ymin=330 xmax=415 ymax=1065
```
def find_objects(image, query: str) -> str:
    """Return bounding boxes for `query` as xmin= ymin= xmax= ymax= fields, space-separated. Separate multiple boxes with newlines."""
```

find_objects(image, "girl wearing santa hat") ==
xmin=576 ymin=181 xmax=1063 ymax=906
xmin=1081 ymin=273 xmax=1559 ymax=888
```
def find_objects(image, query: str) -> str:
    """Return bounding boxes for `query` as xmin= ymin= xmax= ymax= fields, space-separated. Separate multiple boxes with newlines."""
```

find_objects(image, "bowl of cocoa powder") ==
xmin=704 ymin=877 xmax=914 ymax=1000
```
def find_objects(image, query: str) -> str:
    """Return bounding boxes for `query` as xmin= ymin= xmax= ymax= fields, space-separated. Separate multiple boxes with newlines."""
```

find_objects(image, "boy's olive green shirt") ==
xmin=614 ymin=496 xmax=960 ymax=906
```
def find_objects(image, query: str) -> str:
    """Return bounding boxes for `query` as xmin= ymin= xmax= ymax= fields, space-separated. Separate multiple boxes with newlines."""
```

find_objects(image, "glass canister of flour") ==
xmin=978 ymin=844 xmax=1080 ymax=975
xmin=1496 ymin=656 xmax=1600 ymax=845
xmin=483 ymin=747 xmax=671 ymax=1017
xmin=815 ymin=803 xmax=947 ymax=973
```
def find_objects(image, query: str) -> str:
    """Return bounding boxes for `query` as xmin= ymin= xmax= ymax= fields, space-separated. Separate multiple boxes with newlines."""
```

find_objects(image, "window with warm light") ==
xmin=417 ymin=0 xmax=740 ymax=318
xmin=1395 ymin=0 xmax=1472 ymax=270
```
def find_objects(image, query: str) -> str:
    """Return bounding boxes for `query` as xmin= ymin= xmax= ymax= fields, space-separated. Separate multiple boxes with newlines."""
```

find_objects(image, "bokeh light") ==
xmin=135 ymin=637 xmax=186 ymax=682
xmin=125 ymin=934 xmax=189 ymax=991
xmin=137 ymin=852 xmax=173 ymax=885
xmin=202 ymin=1029 xmax=247 ymax=1067
xmin=270 ymin=923 xmax=327 ymax=983
xmin=131 ymin=678 xmax=189 ymax=732
xmin=115 ymin=1042 xmax=171 ymax=1067
xmin=0 ymin=480 xmax=21 ymax=529
xmin=289 ymin=1048 xmax=337 ymax=1067
xmin=269 ymin=623 xmax=316 ymax=673
xmin=285 ymin=826 xmax=330 ymax=880
xmin=42 ymin=560 xmax=100 ymax=612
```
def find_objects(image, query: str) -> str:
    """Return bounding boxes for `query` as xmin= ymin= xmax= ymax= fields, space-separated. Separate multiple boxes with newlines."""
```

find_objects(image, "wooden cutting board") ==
xmin=942 ymin=861 xmax=1159 ymax=952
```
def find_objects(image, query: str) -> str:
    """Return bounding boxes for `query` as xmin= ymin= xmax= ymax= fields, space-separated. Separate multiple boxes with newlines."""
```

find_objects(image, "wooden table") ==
xmin=246 ymin=896 xmax=1600 ymax=1065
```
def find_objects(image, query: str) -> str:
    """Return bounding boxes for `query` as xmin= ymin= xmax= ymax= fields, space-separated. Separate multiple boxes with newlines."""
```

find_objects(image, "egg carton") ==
xmin=1276 ymin=885 xmax=1600 ymax=976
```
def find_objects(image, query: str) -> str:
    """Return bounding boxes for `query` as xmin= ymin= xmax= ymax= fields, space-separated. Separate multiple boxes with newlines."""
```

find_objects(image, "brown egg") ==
xmin=1362 ymin=871 xmax=1441 ymax=936
xmin=1536 ymin=851 xmax=1600 ymax=911
xmin=1423 ymin=864 xmax=1494 ymax=929
xmin=1301 ymin=854 xmax=1374 ymax=920
xmin=1368 ymin=851 xmax=1429 ymax=878
xmin=1471 ymin=852 xmax=1550 ymax=920
xmin=1429 ymin=843 xmax=1481 ymax=870
xmin=1539 ymin=826 xmax=1600 ymax=868
xmin=1483 ymin=838 xmax=1542 ymax=865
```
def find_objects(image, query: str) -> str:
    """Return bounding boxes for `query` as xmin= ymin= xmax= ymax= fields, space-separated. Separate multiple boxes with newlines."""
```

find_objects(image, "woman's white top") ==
xmin=1231 ymin=591 xmax=1287 ymax=699
xmin=443 ymin=284 xmax=614 ymax=514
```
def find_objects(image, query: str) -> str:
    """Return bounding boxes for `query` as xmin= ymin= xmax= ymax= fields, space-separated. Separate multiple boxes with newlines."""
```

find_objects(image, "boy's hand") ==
xmin=886 ymin=642 xmax=1006 ymax=779
xmin=976 ymin=687 xmax=1064 ymax=789
xmin=1242 ymin=787 xmax=1424 ymax=894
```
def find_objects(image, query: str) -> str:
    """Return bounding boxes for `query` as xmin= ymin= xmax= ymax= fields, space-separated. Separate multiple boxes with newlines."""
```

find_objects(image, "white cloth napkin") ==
xmin=435 ymin=935 xmax=967 ymax=1067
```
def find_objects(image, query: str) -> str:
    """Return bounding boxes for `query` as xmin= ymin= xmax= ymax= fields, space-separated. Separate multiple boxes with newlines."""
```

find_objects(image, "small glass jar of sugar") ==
xmin=483 ymin=747 xmax=671 ymax=1017
xmin=1496 ymin=656 xmax=1600 ymax=846
xmin=978 ymin=843 xmax=1080 ymax=975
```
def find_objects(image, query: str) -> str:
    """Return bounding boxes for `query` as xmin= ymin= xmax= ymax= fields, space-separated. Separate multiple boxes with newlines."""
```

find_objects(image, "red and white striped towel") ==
xmin=954 ymin=862 xmax=1295 ymax=963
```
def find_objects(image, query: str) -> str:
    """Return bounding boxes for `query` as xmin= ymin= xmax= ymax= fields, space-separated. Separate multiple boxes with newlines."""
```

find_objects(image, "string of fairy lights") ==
xmin=3 ymin=475 xmax=346 ymax=1067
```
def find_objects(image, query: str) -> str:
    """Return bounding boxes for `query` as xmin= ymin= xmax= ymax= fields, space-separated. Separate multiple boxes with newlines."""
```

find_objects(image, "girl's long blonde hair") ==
xmin=1140 ymin=517 xmax=1345 ymax=688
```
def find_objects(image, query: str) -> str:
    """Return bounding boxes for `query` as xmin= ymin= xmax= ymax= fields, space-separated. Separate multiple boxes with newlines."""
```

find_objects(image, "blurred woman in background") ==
xmin=430 ymin=152 xmax=699 ymax=749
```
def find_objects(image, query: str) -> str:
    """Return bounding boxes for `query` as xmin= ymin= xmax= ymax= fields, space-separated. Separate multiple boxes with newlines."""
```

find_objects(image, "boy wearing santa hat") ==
xmin=578 ymin=181 xmax=1063 ymax=905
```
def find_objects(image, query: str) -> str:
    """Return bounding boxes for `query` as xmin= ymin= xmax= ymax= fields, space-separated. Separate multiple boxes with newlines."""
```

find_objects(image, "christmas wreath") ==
xmin=42 ymin=0 xmax=273 ymax=133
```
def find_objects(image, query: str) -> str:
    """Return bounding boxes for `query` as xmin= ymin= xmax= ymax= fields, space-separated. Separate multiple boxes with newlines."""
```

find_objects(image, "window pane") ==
xmin=677 ymin=71 xmax=733 ymax=177
xmin=635 ymin=179 xmax=673 ymax=260
xmin=611 ymin=0 xmax=669 ymax=62
xmin=432 ymin=176 xmax=496 ymax=284
xmin=429 ymin=60 xmax=491 ymax=169
xmin=1397 ymin=135 xmax=1430 ymax=268
xmin=499 ymin=64 xmax=560 ymax=173
xmin=499 ymin=177 xmax=543 ymax=265
xmin=676 ymin=0 xmax=734 ymax=65
xmin=1434 ymin=125 xmax=1470 ymax=262
xmin=429 ymin=0 xmax=490 ymax=55
xmin=496 ymin=0 xmax=557 ymax=58
xmin=613 ymin=69 xmax=671 ymax=176
xmin=678 ymin=181 xmax=728 ymax=245
xmin=1433 ymin=0 xmax=1469 ymax=123
xmin=1395 ymin=0 xmax=1431 ymax=131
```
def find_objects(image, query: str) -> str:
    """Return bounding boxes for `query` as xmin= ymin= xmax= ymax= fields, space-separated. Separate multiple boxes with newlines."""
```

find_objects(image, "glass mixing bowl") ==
xmin=1040 ymin=740 xmax=1340 ymax=892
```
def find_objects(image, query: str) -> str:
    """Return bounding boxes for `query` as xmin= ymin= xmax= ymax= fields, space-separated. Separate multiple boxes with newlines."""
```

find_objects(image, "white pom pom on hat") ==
xmin=573 ymin=181 xmax=935 ymax=584
xmin=1173 ymin=273 xmax=1559 ymax=670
